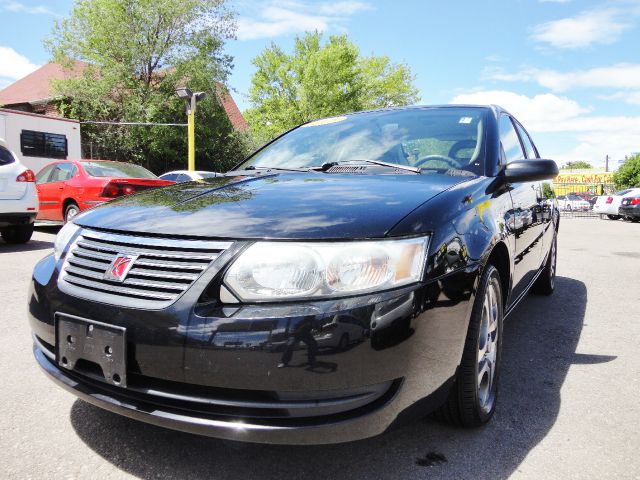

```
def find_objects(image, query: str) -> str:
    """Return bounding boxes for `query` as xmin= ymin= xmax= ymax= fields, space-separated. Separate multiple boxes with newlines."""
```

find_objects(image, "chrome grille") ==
xmin=59 ymin=229 xmax=232 ymax=308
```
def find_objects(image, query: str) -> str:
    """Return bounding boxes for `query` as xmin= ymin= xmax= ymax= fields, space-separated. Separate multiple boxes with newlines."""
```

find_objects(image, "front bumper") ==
xmin=29 ymin=251 xmax=478 ymax=444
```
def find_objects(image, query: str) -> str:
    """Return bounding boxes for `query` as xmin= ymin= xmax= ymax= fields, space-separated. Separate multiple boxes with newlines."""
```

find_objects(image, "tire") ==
xmin=434 ymin=264 xmax=503 ymax=427
xmin=64 ymin=203 xmax=80 ymax=223
xmin=607 ymin=215 xmax=621 ymax=220
xmin=1 ymin=224 xmax=34 ymax=244
xmin=532 ymin=233 xmax=557 ymax=295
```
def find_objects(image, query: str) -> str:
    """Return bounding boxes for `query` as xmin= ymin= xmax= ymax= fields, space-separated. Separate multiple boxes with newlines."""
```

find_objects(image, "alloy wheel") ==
xmin=477 ymin=280 xmax=499 ymax=414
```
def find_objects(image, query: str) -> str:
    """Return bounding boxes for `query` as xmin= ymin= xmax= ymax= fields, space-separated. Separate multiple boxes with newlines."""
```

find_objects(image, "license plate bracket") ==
xmin=55 ymin=312 xmax=127 ymax=387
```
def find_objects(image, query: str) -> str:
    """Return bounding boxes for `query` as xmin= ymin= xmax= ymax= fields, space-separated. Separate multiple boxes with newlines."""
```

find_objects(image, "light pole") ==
xmin=176 ymin=87 xmax=207 ymax=171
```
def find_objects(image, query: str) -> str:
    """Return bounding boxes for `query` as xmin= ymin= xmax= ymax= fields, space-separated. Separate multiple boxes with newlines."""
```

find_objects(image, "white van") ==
xmin=0 ymin=108 xmax=82 ymax=173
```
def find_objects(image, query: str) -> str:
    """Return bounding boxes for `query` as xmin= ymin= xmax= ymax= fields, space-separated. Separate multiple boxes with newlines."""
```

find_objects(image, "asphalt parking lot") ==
xmin=1 ymin=219 xmax=639 ymax=480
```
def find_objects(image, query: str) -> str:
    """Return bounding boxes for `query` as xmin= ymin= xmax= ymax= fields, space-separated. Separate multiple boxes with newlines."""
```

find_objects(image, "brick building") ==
xmin=0 ymin=62 xmax=248 ymax=131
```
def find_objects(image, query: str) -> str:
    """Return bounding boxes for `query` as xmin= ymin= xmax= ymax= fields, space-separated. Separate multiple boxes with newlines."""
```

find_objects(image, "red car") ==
xmin=35 ymin=160 xmax=175 ymax=223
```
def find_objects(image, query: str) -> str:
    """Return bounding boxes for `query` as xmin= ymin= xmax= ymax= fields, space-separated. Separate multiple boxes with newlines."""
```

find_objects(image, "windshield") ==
xmin=240 ymin=107 xmax=488 ymax=175
xmin=83 ymin=161 xmax=157 ymax=179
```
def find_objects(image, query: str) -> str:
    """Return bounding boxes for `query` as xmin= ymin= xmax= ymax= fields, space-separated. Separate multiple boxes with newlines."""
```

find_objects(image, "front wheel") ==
xmin=435 ymin=264 xmax=503 ymax=427
xmin=607 ymin=215 xmax=621 ymax=220
xmin=532 ymin=233 xmax=557 ymax=295
xmin=1 ymin=224 xmax=34 ymax=244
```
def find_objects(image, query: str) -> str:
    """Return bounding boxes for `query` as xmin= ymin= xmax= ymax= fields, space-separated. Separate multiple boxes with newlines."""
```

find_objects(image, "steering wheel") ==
xmin=414 ymin=154 xmax=459 ymax=169
xmin=448 ymin=140 xmax=477 ymax=161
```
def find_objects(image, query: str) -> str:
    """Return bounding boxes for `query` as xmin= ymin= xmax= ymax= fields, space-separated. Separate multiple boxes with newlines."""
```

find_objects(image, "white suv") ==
xmin=0 ymin=139 xmax=38 ymax=244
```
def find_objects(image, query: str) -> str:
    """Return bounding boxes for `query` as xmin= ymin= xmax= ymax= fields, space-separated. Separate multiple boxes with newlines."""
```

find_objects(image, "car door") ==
xmin=36 ymin=163 xmax=76 ymax=221
xmin=499 ymin=115 xmax=545 ymax=300
xmin=35 ymin=164 xmax=59 ymax=220
xmin=513 ymin=120 xmax=555 ymax=262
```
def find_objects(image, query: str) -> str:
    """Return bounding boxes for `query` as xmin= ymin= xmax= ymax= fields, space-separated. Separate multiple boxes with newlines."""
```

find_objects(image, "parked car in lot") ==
xmin=619 ymin=195 xmax=640 ymax=222
xmin=593 ymin=188 xmax=640 ymax=219
xmin=29 ymin=105 xmax=559 ymax=444
xmin=0 ymin=139 xmax=38 ymax=243
xmin=159 ymin=170 xmax=221 ymax=182
xmin=557 ymin=194 xmax=591 ymax=211
xmin=35 ymin=160 xmax=175 ymax=223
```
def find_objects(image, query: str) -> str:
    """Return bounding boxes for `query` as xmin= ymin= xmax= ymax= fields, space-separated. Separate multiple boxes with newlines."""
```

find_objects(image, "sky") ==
xmin=1 ymin=0 xmax=639 ymax=169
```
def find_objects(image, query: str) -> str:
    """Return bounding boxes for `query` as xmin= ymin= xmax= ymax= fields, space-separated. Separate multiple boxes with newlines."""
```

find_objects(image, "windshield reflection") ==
xmin=241 ymin=107 xmax=488 ymax=175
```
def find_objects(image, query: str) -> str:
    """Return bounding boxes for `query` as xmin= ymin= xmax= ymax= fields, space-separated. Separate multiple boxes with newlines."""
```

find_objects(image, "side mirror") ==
xmin=503 ymin=159 xmax=559 ymax=183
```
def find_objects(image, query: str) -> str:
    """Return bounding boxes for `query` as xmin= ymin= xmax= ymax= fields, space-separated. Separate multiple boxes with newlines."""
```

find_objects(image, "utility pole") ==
xmin=176 ymin=88 xmax=207 ymax=171
xmin=187 ymin=106 xmax=195 ymax=171
xmin=605 ymin=154 xmax=609 ymax=172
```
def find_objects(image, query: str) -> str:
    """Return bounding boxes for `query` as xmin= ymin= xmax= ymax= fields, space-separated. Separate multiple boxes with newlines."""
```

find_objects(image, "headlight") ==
xmin=54 ymin=222 xmax=81 ymax=261
xmin=223 ymin=237 xmax=429 ymax=302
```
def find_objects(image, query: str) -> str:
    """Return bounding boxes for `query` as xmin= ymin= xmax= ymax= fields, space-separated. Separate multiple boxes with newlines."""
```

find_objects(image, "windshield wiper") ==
xmin=315 ymin=159 xmax=421 ymax=174
xmin=244 ymin=165 xmax=315 ymax=173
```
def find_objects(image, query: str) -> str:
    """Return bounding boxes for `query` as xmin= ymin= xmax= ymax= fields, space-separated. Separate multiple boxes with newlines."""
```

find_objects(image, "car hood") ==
xmin=74 ymin=172 xmax=472 ymax=239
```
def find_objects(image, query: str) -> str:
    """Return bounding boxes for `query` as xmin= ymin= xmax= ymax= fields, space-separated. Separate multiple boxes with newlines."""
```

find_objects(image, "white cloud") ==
xmin=0 ymin=0 xmax=59 ymax=16
xmin=0 ymin=46 xmax=39 ymax=84
xmin=317 ymin=1 xmax=372 ymax=15
xmin=531 ymin=8 xmax=632 ymax=48
xmin=600 ymin=91 xmax=640 ymax=105
xmin=236 ymin=1 xmax=372 ymax=40
xmin=485 ymin=63 xmax=640 ymax=93
xmin=450 ymin=90 xmax=640 ymax=167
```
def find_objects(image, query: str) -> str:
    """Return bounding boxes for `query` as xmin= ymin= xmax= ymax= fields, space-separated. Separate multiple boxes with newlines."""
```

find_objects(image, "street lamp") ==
xmin=176 ymin=87 xmax=207 ymax=171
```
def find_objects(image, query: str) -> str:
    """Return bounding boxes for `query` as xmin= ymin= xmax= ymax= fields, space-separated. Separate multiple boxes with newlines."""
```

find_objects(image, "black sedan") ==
xmin=619 ymin=195 xmax=640 ymax=221
xmin=29 ymin=105 xmax=559 ymax=444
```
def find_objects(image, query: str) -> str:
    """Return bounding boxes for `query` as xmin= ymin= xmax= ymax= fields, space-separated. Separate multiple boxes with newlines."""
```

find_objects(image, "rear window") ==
xmin=0 ymin=146 xmax=15 ymax=166
xmin=83 ymin=162 xmax=157 ymax=179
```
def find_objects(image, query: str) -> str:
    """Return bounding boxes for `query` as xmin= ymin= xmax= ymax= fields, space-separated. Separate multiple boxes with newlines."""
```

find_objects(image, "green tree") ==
xmin=561 ymin=161 xmax=593 ymax=170
xmin=613 ymin=153 xmax=640 ymax=189
xmin=46 ymin=0 xmax=250 ymax=173
xmin=245 ymin=32 xmax=420 ymax=141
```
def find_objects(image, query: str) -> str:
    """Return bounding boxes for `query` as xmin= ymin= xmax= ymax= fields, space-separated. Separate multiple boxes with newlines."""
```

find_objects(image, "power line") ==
xmin=80 ymin=121 xmax=187 ymax=126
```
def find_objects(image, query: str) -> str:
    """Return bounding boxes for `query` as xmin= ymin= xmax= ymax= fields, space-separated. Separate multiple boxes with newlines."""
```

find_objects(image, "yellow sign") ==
xmin=554 ymin=172 xmax=613 ymax=184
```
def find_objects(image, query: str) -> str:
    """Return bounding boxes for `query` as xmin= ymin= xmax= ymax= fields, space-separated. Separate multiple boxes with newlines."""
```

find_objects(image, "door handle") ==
xmin=58 ymin=187 xmax=64 ymax=190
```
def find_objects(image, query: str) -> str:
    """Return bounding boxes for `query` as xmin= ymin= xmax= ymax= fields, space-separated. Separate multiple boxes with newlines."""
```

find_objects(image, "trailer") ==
xmin=0 ymin=108 xmax=82 ymax=174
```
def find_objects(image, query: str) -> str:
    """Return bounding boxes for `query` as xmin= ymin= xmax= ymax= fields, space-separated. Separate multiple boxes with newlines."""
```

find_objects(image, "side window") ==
xmin=20 ymin=130 xmax=68 ymax=159
xmin=49 ymin=163 xmax=75 ymax=182
xmin=161 ymin=173 xmax=178 ymax=181
xmin=35 ymin=164 xmax=56 ymax=184
xmin=514 ymin=122 xmax=538 ymax=159
xmin=498 ymin=115 xmax=525 ymax=164
xmin=176 ymin=174 xmax=191 ymax=183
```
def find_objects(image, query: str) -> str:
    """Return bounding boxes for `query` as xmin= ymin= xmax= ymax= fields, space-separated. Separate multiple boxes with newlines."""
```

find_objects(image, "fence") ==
xmin=552 ymin=181 xmax=616 ymax=219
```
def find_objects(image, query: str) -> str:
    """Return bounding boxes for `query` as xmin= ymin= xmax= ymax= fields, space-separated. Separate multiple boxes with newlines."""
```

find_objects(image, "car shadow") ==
xmin=0 ymin=238 xmax=53 ymax=253
xmin=69 ymin=276 xmax=609 ymax=480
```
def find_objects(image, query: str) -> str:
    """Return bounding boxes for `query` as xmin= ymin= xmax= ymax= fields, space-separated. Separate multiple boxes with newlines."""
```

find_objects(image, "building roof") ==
xmin=216 ymin=86 xmax=248 ymax=131
xmin=0 ymin=61 xmax=248 ymax=131
xmin=0 ymin=62 xmax=87 ymax=106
